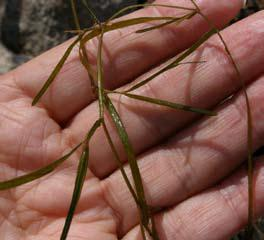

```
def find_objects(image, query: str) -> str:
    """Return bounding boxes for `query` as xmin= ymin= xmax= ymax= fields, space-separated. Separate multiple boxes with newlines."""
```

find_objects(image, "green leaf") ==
xmin=32 ymin=35 xmax=82 ymax=106
xmin=106 ymin=16 xmax=178 ymax=32
xmin=104 ymin=95 xmax=150 ymax=227
xmin=0 ymin=119 xmax=101 ymax=192
xmin=60 ymin=119 xmax=101 ymax=240
xmin=126 ymin=28 xmax=217 ymax=92
xmin=0 ymin=143 xmax=82 ymax=190
xmin=79 ymin=41 xmax=96 ymax=90
xmin=136 ymin=12 xmax=196 ymax=34
xmin=81 ymin=16 xmax=187 ymax=44
xmin=60 ymin=146 xmax=89 ymax=240
xmin=70 ymin=0 xmax=81 ymax=30
xmin=78 ymin=26 xmax=98 ymax=92
xmin=139 ymin=220 xmax=147 ymax=240
xmin=121 ymin=92 xmax=216 ymax=116
xmin=102 ymin=122 xmax=139 ymax=205
xmin=150 ymin=215 xmax=159 ymax=240
xmin=85 ymin=119 xmax=102 ymax=141
xmin=81 ymin=0 xmax=100 ymax=24
xmin=97 ymin=27 xmax=105 ymax=119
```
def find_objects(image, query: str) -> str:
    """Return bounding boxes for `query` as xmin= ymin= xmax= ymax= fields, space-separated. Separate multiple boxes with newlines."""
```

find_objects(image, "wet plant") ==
xmin=0 ymin=0 xmax=258 ymax=239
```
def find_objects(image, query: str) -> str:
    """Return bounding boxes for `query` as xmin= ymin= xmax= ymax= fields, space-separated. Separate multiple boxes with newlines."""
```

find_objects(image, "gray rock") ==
xmin=0 ymin=42 xmax=15 ymax=73
xmin=0 ymin=0 xmax=145 ymax=73
xmin=0 ymin=0 xmax=262 ymax=74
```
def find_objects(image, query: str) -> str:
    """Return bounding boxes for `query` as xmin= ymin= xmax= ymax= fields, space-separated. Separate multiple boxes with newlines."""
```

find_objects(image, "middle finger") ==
xmin=66 ymin=12 xmax=264 ymax=178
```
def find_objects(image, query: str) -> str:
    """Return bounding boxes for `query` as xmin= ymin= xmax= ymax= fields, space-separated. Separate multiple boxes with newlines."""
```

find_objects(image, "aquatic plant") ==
xmin=0 ymin=0 xmax=259 ymax=239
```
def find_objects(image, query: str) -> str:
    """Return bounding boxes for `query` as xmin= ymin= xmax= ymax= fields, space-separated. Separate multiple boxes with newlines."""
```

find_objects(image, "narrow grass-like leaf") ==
xmin=150 ymin=215 xmax=159 ymax=240
xmin=32 ymin=35 xmax=82 ymax=106
xmin=81 ymin=0 xmax=100 ymax=25
xmin=60 ymin=146 xmax=89 ymax=240
xmin=139 ymin=219 xmax=147 ymax=240
xmin=60 ymin=119 xmax=101 ymax=240
xmin=71 ymin=0 xmax=97 ymax=91
xmin=70 ymin=0 xmax=81 ymax=31
xmin=79 ymin=43 xmax=97 ymax=92
xmin=64 ymin=26 xmax=93 ymax=34
xmin=102 ymin=121 xmax=139 ymax=205
xmin=169 ymin=60 xmax=206 ymax=68
xmin=81 ymin=16 xmax=187 ymax=44
xmin=97 ymin=27 xmax=105 ymax=119
xmin=136 ymin=12 xmax=196 ymax=34
xmin=0 ymin=143 xmax=82 ymax=190
xmin=104 ymin=95 xmax=151 ymax=230
xmin=78 ymin=7 xmax=97 ymax=93
xmin=106 ymin=16 xmax=177 ymax=31
xmin=85 ymin=119 xmax=102 ymax=140
xmin=118 ymin=92 xmax=216 ymax=116
xmin=126 ymin=28 xmax=217 ymax=92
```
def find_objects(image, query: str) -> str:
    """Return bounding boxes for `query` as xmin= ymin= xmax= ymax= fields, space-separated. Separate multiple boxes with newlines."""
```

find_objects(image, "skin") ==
xmin=0 ymin=0 xmax=264 ymax=239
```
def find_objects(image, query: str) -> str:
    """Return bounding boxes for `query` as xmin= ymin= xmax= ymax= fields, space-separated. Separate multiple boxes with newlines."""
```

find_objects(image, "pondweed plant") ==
xmin=0 ymin=0 xmax=258 ymax=239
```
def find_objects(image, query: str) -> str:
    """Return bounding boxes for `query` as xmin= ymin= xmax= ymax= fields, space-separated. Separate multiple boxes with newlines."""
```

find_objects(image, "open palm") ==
xmin=1 ymin=0 xmax=264 ymax=239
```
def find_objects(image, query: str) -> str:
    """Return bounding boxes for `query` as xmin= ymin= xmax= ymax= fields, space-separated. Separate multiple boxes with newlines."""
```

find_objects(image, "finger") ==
xmin=6 ymin=0 xmax=242 ymax=122
xmin=102 ymin=72 xmax=264 ymax=235
xmin=67 ymin=11 xmax=264 ymax=177
xmin=122 ymin=159 xmax=264 ymax=240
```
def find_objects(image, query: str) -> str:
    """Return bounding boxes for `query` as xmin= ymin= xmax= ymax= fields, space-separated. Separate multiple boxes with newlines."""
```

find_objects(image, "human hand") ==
xmin=0 ymin=0 xmax=264 ymax=239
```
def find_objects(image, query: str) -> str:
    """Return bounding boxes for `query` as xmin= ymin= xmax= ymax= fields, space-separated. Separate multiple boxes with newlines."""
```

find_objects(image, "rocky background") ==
xmin=0 ymin=0 xmax=264 ymax=239
xmin=0 ymin=0 xmax=148 ymax=73
xmin=0 ymin=0 xmax=263 ymax=74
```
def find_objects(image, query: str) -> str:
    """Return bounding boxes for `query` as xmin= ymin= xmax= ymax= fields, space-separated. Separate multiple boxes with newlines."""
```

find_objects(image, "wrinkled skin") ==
xmin=1 ymin=0 xmax=264 ymax=239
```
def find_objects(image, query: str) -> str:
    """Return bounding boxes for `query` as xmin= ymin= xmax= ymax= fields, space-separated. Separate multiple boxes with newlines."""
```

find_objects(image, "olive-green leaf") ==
xmin=127 ymin=28 xmax=217 ymax=92
xmin=81 ymin=16 xmax=184 ymax=44
xmin=104 ymin=95 xmax=150 ymax=227
xmin=102 ymin=122 xmax=139 ymax=205
xmin=32 ymin=35 xmax=82 ymax=106
xmin=0 ymin=143 xmax=82 ymax=190
xmin=60 ymin=146 xmax=89 ymax=240
xmin=70 ymin=0 xmax=81 ymax=30
xmin=122 ymin=92 xmax=216 ymax=116
xmin=60 ymin=119 xmax=101 ymax=240
xmin=81 ymin=0 xmax=100 ymax=24
xmin=136 ymin=12 xmax=196 ymax=34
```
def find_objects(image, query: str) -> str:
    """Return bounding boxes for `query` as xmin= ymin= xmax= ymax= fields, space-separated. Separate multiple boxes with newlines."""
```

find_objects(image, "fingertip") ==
xmin=196 ymin=0 xmax=244 ymax=28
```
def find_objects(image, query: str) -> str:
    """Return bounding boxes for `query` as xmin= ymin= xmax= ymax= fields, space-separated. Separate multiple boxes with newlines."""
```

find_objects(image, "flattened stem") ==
xmin=102 ymin=121 xmax=139 ymax=205
xmin=104 ymin=95 xmax=159 ymax=237
xmin=97 ymin=25 xmax=105 ymax=119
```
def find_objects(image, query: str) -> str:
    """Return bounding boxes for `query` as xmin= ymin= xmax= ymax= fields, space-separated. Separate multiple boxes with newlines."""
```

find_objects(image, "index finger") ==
xmin=5 ymin=0 xmax=243 ymax=122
